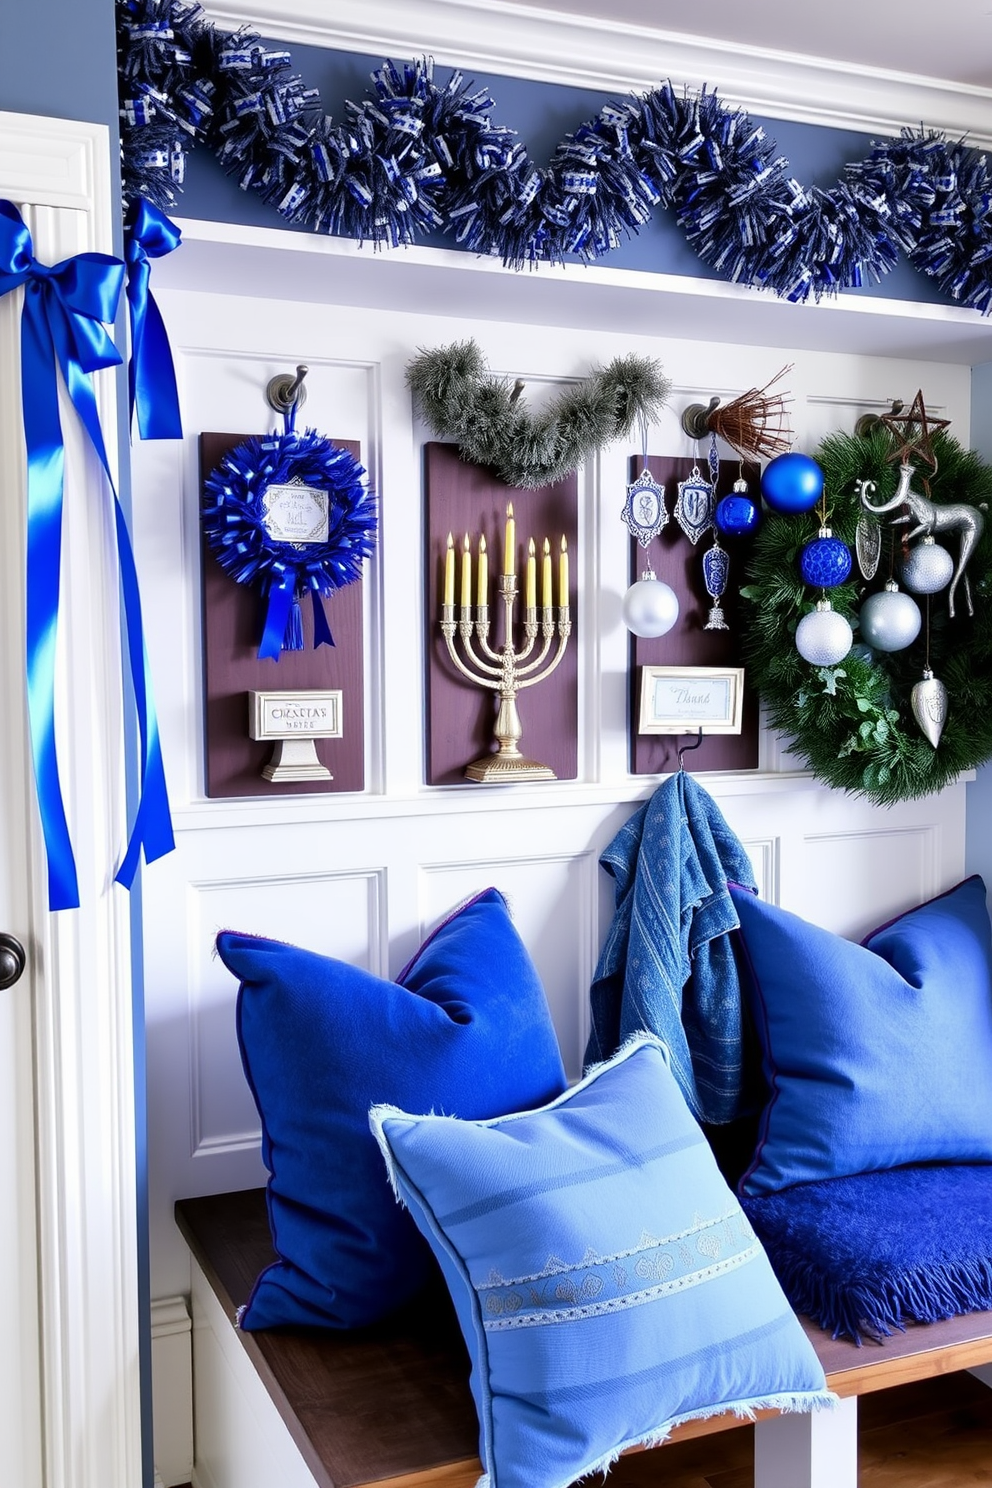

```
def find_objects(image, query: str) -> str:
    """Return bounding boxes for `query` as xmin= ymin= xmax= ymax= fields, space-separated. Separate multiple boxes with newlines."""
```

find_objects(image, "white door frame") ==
xmin=0 ymin=110 xmax=143 ymax=1488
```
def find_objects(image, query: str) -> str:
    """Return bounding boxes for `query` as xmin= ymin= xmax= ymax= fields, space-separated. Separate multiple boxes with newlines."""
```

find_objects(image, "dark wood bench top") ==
xmin=176 ymin=1188 xmax=992 ymax=1488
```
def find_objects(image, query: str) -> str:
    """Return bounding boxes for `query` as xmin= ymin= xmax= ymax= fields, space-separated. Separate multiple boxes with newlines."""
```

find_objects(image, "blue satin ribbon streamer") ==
xmin=258 ymin=587 xmax=335 ymax=659
xmin=312 ymin=591 xmax=334 ymax=648
xmin=0 ymin=198 xmax=174 ymax=909
xmin=259 ymin=569 xmax=296 ymax=660
xmin=124 ymin=197 xmax=183 ymax=440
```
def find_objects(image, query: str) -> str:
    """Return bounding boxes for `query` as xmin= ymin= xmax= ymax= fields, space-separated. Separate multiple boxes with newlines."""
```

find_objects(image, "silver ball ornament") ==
xmin=621 ymin=570 xmax=680 ymax=638
xmin=901 ymin=536 xmax=954 ymax=595
xmin=795 ymin=600 xmax=853 ymax=667
xmin=858 ymin=581 xmax=921 ymax=652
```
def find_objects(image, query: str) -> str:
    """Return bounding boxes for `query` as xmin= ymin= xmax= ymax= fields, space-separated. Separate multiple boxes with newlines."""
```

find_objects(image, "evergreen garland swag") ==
xmin=740 ymin=428 xmax=992 ymax=805
xmin=407 ymin=341 xmax=670 ymax=488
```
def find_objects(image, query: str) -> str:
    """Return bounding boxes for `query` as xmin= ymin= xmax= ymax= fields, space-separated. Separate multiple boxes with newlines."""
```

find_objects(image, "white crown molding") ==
xmin=202 ymin=0 xmax=992 ymax=149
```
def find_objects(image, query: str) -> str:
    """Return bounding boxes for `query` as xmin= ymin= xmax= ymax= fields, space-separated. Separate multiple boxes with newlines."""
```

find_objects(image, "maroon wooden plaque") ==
xmin=199 ymin=432 xmax=365 ymax=798
xmin=629 ymin=455 xmax=760 ymax=776
xmin=424 ymin=442 xmax=579 ymax=786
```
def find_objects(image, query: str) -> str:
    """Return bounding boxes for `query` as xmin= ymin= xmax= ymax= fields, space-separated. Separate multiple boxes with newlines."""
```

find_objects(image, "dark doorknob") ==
xmin=0 ymin=934 xmax=25 ymax=989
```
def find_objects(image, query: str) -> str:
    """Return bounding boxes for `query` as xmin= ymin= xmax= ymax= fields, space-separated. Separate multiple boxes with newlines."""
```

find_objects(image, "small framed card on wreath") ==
xmin=638 ymin=665 xmax=744 ymax=735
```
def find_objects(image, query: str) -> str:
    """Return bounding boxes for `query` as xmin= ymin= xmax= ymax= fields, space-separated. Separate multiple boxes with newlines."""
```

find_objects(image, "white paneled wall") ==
xmin=132 ymin=274 xmax=972 ymax=1482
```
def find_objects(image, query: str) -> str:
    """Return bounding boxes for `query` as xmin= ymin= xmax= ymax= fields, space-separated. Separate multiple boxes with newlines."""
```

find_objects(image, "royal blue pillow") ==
xmin=220 ymin=887 xmax=566 ymax=1330
xmin=732 ymin=876 xmax=992 ymax=1197
xmin=371 ymin=1037 xmax=832 ymax=1488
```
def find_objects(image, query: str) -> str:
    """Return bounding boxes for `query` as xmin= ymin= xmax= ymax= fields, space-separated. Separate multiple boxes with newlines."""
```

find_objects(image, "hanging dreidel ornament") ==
xmin=620 ymin=419 xmax=679 ymax=638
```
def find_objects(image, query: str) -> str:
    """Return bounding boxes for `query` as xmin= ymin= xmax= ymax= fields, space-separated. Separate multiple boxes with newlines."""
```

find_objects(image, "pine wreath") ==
xmin=740 ymin=427 xmax=992 ymax=803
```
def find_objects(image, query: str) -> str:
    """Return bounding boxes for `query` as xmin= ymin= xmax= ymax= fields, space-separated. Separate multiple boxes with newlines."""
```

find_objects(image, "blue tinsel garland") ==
xmin=202 ymin=426 xmax=377 ymax=658
xmin=118 ymin=0 xmax=992 ymax=311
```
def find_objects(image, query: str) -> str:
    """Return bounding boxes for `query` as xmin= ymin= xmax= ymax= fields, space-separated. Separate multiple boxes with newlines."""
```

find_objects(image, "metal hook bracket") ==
xmin=854 ymin=399 xmax=904 ymax=438
xmin=677 ymin=728 xmax=704 ymax=771
xmin=266 ymin=363 xmax=309 ymax=416
xmin=680 ymin=397 xmax=720 ymax=441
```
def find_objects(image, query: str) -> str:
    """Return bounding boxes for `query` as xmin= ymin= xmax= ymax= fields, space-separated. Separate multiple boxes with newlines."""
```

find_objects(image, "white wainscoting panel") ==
xmin=151 ymin=1297 xmax=193 ymax=1488
xmin=419 ymin=850 xmax=599 ymax=1079
xmin=188 ymin=870 xmax=384 ymax=1157
xmin=794 ymin=827 xmax=937 ymax=939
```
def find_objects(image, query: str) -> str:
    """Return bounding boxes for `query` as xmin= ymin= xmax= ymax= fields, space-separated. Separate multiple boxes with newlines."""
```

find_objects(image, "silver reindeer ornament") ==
xmin=858 ymin=463 xmax=985 ymax=619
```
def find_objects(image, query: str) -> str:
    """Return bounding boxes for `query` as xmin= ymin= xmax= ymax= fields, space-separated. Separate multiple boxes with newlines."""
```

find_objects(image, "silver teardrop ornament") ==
xmin=910 ymin=668 xmax=948 ymax=749
xmin=855 ymin=514 xmax=881 ymax=581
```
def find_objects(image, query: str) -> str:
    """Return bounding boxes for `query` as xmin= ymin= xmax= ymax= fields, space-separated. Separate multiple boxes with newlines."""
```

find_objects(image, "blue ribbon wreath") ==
xmin=0 ymin=199 xmax=174 ymax=910
xmin=202 ymin=421 xmax=377 ymax=661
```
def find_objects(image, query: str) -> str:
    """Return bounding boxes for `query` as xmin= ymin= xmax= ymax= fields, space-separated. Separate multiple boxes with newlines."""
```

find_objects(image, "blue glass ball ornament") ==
xmin=715 ymin=493 xmax=760 ymax=536
xmin=799 ymin=526 xmax=853 ymax=589
xmin=858 ymin=581 xmax=922 ymax=653
xmin=761 ymin=452 xmax=825 ymax=514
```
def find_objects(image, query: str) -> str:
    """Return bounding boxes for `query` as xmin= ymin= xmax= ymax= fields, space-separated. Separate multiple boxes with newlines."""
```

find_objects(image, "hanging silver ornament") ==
xmin=702 ymin=534 xmax=730 ymax=631
xmin=622 ymin=468 xmax=668 ymax=546
xmin=795 ymin=599 xmax=853 ymax=667
xmin=858 ymin=580 xmax=922 ymax=653
xmin=911 ymin=667 xmax=948 ymax=748
xmin=856 ymin=518 xmax=881 ymax=580
xmin=621 ymin=566 xmax=680 ymax=638
xmin=901 ymin=535 xmax=955 ymax=596
xmin=675 ymin=464 xmax=715 ymax=545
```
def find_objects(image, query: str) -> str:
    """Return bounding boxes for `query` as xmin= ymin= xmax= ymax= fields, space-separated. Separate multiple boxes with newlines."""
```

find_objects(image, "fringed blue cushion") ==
xmin=371 ymin=1037 xmax=833 ymax=1488
xmin=731 ymin=876 xmax=992 ymax=1196
xmin=743 ymin=1164 xmax=992 ymax=1345
xmin=221 ymin=887 xmax=566 ymax=1331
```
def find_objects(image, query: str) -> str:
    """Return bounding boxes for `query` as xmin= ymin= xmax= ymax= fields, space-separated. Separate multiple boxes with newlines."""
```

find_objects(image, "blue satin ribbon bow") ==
xmin=124 ymin=197 xmax=183 ymax=440
xmin=0 ymin=198 xmax=174 ymax=910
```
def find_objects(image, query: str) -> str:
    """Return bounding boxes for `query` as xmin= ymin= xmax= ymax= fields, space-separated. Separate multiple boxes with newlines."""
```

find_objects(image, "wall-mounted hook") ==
xmin=854 ymin=399 xmax=904 ymax=438
xmin=266 ymin=363 xmax=309 ymax=415
xmin=677 ymin=728 xmax=704 ymax=772
xmin=681 ymin=396 xmax=721 ymax=441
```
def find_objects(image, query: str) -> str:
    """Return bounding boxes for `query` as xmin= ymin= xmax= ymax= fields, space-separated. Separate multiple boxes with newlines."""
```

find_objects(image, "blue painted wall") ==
xmin=966 ymin=362 xmax=992 ymax=888
xmin=0 ymin=0 xmax=119 ymax=134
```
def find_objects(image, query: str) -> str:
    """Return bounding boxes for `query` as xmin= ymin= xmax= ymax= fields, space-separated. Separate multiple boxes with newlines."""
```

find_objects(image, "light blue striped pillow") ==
xmin=371 ymin=1036 xmax=832 ymax=1488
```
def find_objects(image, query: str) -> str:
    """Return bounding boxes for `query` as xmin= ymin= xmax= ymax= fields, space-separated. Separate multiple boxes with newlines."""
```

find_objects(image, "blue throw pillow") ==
xmin=371 ymin=1037 xmax=832 ymax=1488
xmin=220 ymin=887 xmax=567 ymax=1330
xmin=731 ymin=876 xmax=992 ymax=1197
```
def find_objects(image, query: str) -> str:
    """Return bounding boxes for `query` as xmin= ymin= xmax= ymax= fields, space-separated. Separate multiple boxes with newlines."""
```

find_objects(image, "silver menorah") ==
xmin=440 ymin=506 xmax=572 ymax=782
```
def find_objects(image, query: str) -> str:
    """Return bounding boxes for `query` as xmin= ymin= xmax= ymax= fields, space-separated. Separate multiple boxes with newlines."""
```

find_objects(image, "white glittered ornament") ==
xmin=621 ymin=568 xmax=680 ymax=638
xmin=795 ymin=599 xmax=853 ymax=667
xmin=902 ymin=536 xmax=955 ymax=595
xmin=858 ymin=580 xmax=922 ymax=652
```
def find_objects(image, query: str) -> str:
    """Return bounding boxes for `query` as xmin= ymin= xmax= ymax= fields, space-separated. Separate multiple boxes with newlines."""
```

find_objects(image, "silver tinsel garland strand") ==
xmin=117 ymin=0 xmax=992 ymax=311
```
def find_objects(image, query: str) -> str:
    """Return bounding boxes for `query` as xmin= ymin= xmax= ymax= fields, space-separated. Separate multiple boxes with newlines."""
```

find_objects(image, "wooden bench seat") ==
xmin=176 ymin=1189 xmax=992 ymax=1488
